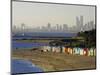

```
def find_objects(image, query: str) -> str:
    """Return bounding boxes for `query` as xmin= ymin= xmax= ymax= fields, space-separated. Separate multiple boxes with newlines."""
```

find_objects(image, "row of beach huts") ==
xmin=40 ymin=46 xmax=96 ymax=56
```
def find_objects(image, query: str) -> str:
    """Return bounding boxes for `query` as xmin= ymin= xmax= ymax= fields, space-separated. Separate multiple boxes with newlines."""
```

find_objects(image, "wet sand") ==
xmin=12 ymin=50 xmax=96 ymax=72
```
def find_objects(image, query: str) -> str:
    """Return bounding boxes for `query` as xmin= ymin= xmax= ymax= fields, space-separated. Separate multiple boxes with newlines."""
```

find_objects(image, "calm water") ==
xmin=13 ymin=32 xmax=76 ymax=38
xmin=12 ymin=32 xmax=76 ymax=49
xmin=12 ymin=41 xmax=48 ymax=49
xmin=11 ymin=59 xmax=43 ymax=74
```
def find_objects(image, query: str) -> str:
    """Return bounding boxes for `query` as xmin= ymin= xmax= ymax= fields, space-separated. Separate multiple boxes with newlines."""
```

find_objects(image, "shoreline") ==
xmin=12 ymin=50 xmax=96 ymax=72
xmin=12 ymin=57 xmax=46 ymax=71
xmin=12 ymin=57 xmax=56 ymax=71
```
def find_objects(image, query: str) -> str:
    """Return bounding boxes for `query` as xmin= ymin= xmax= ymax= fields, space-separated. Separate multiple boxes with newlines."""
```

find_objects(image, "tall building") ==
xmin=76 ymin=16 xmax=80 ymax=27
xmin=63 ymin=24 xmax=68 ymax=32
xmin=21 ymin=23 xmax=25 ymax=36
xmin=41 ymin=26 xmax=46 ymax=32
xmin=76 ymin=16 xmax=84 ymax=32
xmin=59 ymin=25 xmax=62 ymax=31
xmin=80 ymin=16 xmax=84 ymax=32
xmin=90 ymin=21 xmax=94 ymax=30
xmin=80 ymin=16 xmax=83 ymax=26
xmin=47 ymin=23 xmax=51 ymax=28
xmin=56 ymin=24 xmax=59 ymax=31
xmin=47 ymin=23 xmax=51 ymax=32
xmin=76 ymin=16 xmax=80 ymax=32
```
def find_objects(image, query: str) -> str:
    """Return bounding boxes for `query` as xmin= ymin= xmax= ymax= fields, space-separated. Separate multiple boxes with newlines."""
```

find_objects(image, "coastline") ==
xmin=12 ymin=50 xmax=96 ymax=72
xmin=12 ymin=57 xmax=55 ymax=72
xmin=12 ymin=57 xmax=46 ymax=71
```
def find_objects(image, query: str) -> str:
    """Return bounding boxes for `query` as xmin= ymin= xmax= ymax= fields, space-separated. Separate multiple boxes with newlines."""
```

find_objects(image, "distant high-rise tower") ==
xmin=63 ymin=24 xmax=68 ymax=32
xmin=21 ymin=23 xmax=25 ymax=36
xmin=76 ymin=16 xmax=80 ymax=32
xmin=47 ymin=23 xmax=51 ymax=28
xmin=56 ymin=24 xmax=59 ymax=31
xmin=76 ymin=16 xmax=80 ymax=27
xmin=90 ymin=21 xmax=94 ymax=30
xmin=76 ymin=16 xmax=84 ymax=32
xmin=59 ymin=25 xmax=62 ymax=31
xmin=47 ymin=23 xmax=51 ymax=32
xmin=80 ymin=16 xmax=84 ymax=32
xmin=80 ymin=16 xmax=83 ymax=26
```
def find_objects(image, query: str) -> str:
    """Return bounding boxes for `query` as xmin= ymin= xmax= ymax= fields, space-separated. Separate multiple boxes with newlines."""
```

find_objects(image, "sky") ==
xmin=12 ymin=1 xmax=95 ymax=28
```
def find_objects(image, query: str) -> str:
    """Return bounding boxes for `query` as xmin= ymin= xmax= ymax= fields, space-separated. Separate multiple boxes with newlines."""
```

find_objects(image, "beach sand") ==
xmin=12 ymin=50 xmax=96 ymax=72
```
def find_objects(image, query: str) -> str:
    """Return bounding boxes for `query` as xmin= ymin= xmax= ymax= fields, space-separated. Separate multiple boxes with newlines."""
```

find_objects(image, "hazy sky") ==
xmin=12 ymin=1 xmax=95 ymax=28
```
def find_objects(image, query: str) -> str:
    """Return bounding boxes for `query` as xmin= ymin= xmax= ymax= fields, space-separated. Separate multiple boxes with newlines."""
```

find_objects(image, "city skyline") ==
xmin=12 ymin=16 xmax=95 ymax=33
xmin=12 ymin=1 xmax=95 ymax=28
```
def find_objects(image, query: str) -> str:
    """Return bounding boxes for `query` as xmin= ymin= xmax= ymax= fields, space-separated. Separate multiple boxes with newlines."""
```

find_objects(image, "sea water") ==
xmin=11 ymin=59 xmax=43 ymax=74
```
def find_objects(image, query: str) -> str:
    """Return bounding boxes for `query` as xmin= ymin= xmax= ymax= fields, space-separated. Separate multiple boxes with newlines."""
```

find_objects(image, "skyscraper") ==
xmin=76 ymin=16 xmax=80 ymax=27
xmin=63 ymin=24 xmax=68 ymax=32
xmin=76 ymin=16 xmax=84 ymax=32
xmin=21 ymin=23 xmax=25 ymax=36
xmin=56 ymin=24 xmax=59 ymax=31
xmin=90 ymin=21 xmax=94 ymax=30
xmin=80 ymin=16 xmax=83 ymax=26
xmin=80 ymin=16 xmax=84 ymax=32
xmin=47 ymin=23 xmax=51 ymax=32
xmin=76 ymin=16 xmax=80 ymax=32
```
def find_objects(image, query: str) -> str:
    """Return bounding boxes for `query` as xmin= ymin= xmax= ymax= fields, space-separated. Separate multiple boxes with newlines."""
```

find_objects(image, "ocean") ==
xmin=11 ymin=59 xmax=43 ymax=74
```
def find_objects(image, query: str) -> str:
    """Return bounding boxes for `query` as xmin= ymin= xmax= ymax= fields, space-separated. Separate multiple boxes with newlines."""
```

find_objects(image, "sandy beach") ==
xmin=12 ymin=49 xmax=96 ymax=72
